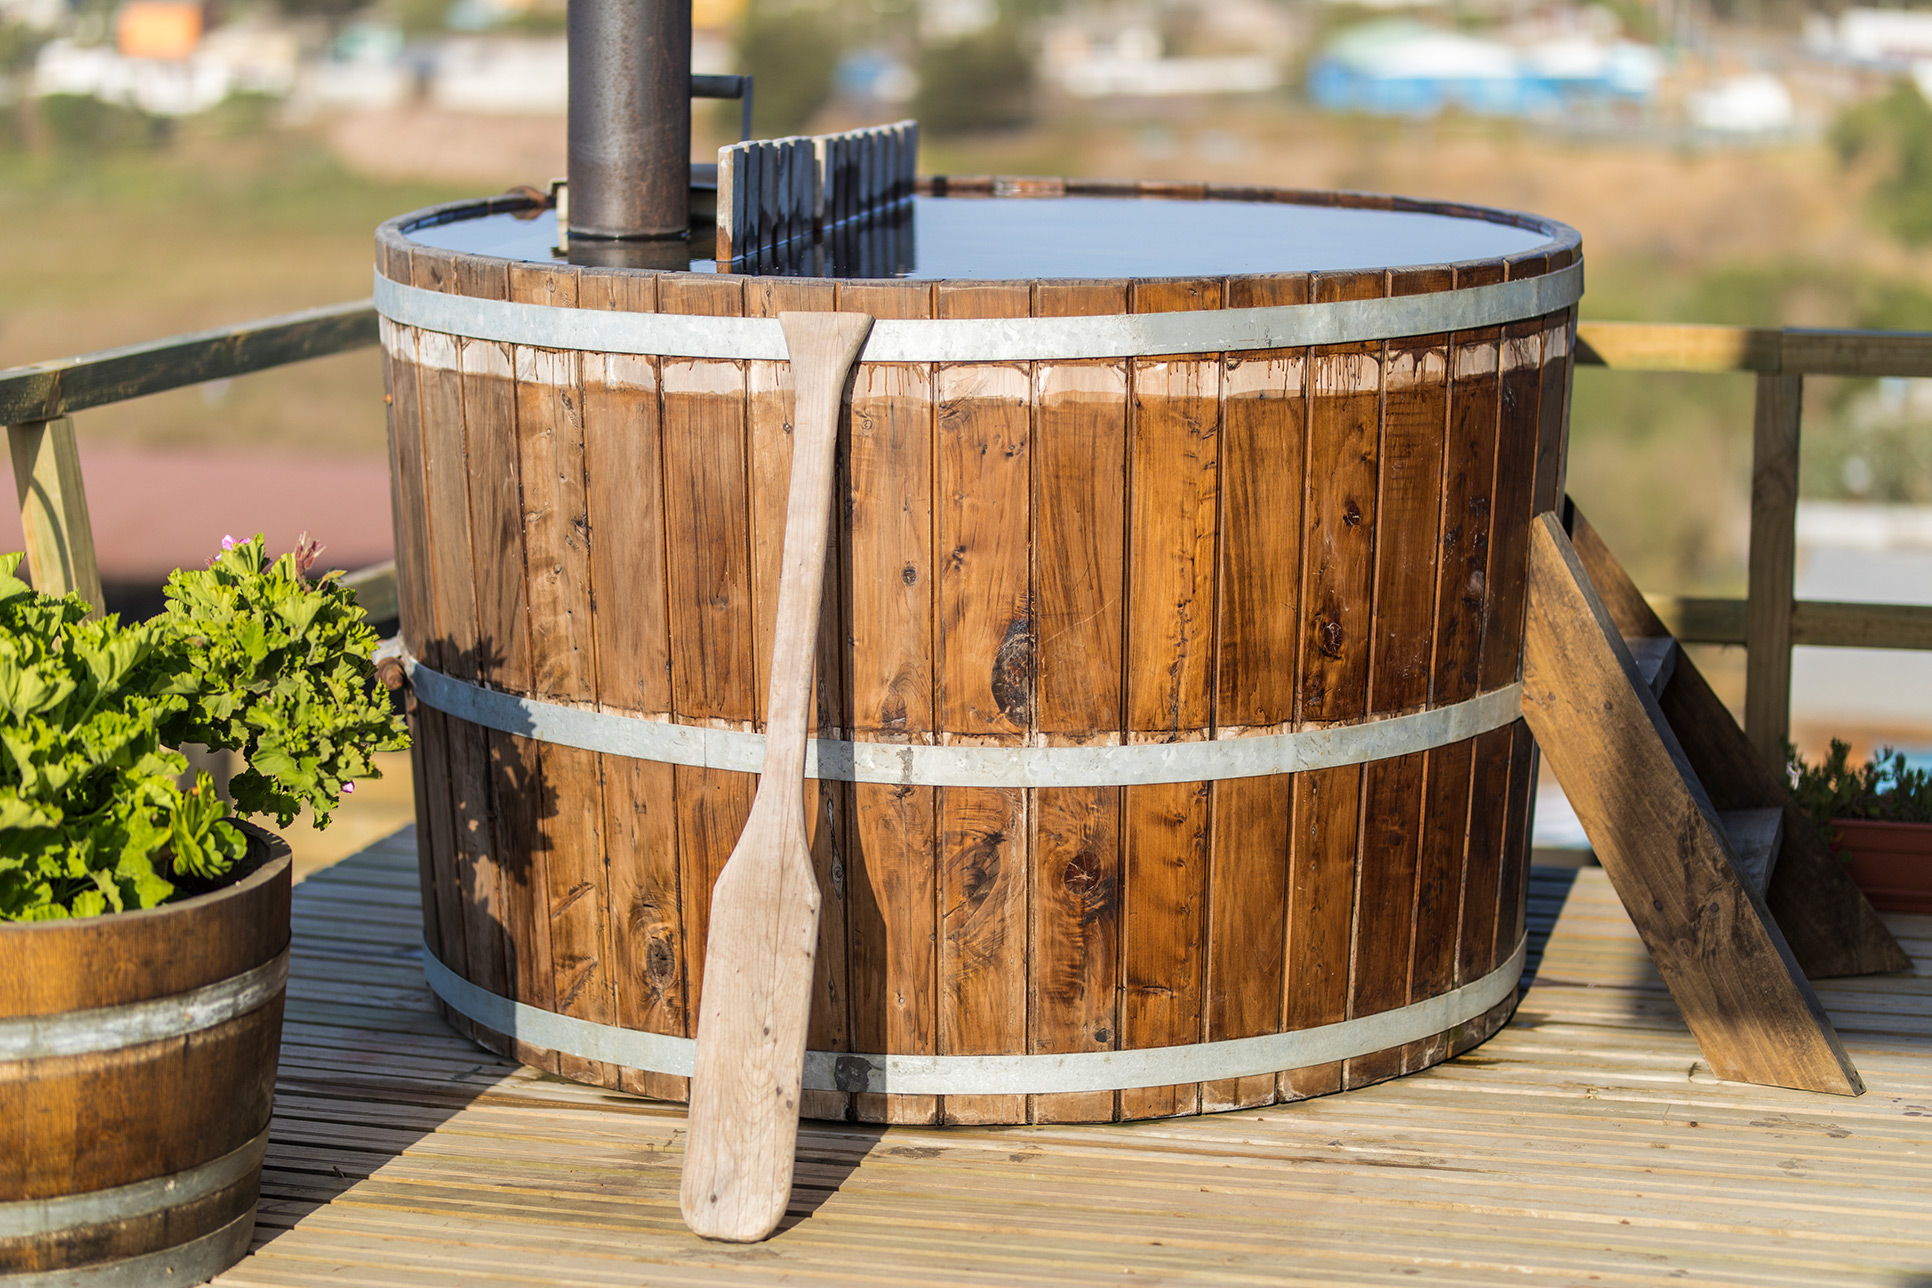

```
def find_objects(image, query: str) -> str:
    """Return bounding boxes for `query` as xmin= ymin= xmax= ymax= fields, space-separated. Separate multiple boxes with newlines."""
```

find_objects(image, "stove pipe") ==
xmin=567 ymin=0 xmax=691 ymax=241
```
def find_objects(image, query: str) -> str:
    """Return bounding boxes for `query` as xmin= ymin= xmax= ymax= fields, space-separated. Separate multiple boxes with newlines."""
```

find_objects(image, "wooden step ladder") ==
xmin=1519 ymin=507 xmax=1911 ymax=1097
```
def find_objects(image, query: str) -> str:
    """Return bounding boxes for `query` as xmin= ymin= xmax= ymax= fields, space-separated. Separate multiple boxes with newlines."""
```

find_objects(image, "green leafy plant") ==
xmin=1787 ymin=739 xmax=1932 ymax=845
xmin=0 ymin=537 xmax=408 ymax=922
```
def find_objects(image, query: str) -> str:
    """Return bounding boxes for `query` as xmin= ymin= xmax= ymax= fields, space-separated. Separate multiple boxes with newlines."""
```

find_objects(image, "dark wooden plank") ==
xmin=1029 ymin=277 xmax=1129 ymax=1124
xmin=405 ymin=287 xmax=486 ymax=1030
xmin=1568 ymin=507 xmax=1910 ymax=979
xmin=841 ymin=280 xmax=938 ymax=1125
xmin=448 ymin=254 xmax=520 ymax=1053
xmin=1350 ymin=286 xmax=1449 ymax=1087
xmin=0 ymin=301 xmax=376 ymax=425
xmin=508 ymin=264 xmax=614 ymax=1088
xmin=1121 ymin=305 xmax=1219 ymax=1120
xmin=1280 ymin=765 xmax=1357 ymax=1101
xmin=1203 ymin=774 xmax=1288 ymax=1111
xmin=934 ymin=280 xmax=1032 ymax=1125
xmin=1744 ymin=371 xmax=1803 ymax=763
xmin=1519 ymin=512 xmax=1863 ymax=1096
xmin=581 ymin=284 xmax=688 ymax=1101
xmin=1204 ymin=276 xmax=1306 ymax=1112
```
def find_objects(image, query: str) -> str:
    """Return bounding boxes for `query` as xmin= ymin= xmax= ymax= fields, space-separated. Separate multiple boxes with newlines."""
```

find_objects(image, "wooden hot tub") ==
xmin=373 ymin=178 xmax=1581 ymax=1125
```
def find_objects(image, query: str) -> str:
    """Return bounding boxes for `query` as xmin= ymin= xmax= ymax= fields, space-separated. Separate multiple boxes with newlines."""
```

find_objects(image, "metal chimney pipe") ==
xmin=567 ymin=0 xmax=691 ymax=241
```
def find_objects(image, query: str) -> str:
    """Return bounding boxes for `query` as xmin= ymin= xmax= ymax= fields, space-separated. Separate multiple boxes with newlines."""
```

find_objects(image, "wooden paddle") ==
xmin=679 ymin=309 xmax=873 ymax=1243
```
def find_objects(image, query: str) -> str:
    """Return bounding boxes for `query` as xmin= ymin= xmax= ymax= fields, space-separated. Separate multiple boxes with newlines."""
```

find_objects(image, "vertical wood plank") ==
xmin=1029 ymin=277 xmax=1129 ymax=1124
xmin=7 ymin=417 xmax=104 ymax=613
xmin=1745 ymin=370 xmax=1802 ymax=766
xmin=1283 ymin=267 xmax=1385 ymax=1101
xmin=1281 ymin=765 xmax=1359 ymax=1100
xmin=1204 ymin=273 xmax=1307 ymax=1112
xmin=657 ymin=275 xmax=755 ymax=1025
xmin=1121 ymin=279 xmax=1220 ymax=1119
xmin=1350 ymin=273 xmax=1450 ymax=1087
xmin=746 ymin=276 xmax=851 ymax=1120
xmin=934 ymin=279 xmax=1032 ymax=1123
xmin=444 ymin=253 xmax=515 ymax=1029
xmin=582 ymin=269 xmax=686 ymax=1101
xmin=841 ymin=279 xmax=938 ymax=1124
xmin=403 ymin=284 xmax=478 ymax=1010
xmin=379 ymin=315 xmax=445 ymax=975
xmin=509 ymin=263 xmax=615 ymax=1087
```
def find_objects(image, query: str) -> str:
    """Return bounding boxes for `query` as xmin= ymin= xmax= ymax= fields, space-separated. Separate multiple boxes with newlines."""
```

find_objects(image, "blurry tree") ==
xmin=914 ymin=23 xmax=1032 ymax=135
xmin=738 ymin=2 xmax=840 ymax=134
xmin=1834 ymin=80 xmax=1932 ymax=244
xmin=0 ymin=20 xmax=47 ymax=74
xmin=38 ymin=94 xmax=167 ymax=153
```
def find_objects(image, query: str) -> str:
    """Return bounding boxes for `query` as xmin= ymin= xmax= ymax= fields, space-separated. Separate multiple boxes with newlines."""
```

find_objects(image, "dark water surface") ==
xmin=405 ymin=195 xmax=1557 ymax=280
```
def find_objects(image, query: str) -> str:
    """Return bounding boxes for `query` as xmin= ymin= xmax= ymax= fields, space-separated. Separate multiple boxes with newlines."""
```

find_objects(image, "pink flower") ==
xmin=341 ymin=782 xmax=355 ymax=794
xmin=221 ymin=534 xmax=237 ymax=551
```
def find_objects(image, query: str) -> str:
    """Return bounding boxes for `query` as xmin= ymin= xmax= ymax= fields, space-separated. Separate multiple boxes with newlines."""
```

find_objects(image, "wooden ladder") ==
xmin=1520 ymin=507 xmax=1911 ymax=1097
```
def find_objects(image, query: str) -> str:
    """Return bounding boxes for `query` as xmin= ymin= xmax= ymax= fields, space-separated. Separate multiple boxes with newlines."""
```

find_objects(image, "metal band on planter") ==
xmin=0 ymin=1211 xmax=259 ymax=1288
xmin=0 ymin=1127 xmax=268 ymax=1238
xmin=423 ymin=937 xmax=1525 ymax=1097
xmin=371 ymin=258 xmax=1582 ymax=363
xmin=399 ymin=651 xmax=1524 ymax=788
xmin=0 ymin=949 xmax=289 ymax=1060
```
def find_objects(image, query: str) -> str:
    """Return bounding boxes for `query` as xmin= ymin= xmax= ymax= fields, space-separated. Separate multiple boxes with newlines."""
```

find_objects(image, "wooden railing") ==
xmin=2 ymin=301 xmax=1928 ymax=765
xmin=1575 ymin=320 xmax=1932 ymax=761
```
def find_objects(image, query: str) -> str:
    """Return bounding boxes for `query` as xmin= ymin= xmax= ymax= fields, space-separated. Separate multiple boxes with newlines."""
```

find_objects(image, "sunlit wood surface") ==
xmin=211 ymin=828 xmax=1932 ymax=1287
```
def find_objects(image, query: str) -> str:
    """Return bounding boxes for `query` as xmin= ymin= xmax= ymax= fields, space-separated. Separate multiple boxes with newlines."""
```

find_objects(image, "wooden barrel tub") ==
xmin=0 ymin=825 xmax=290 ymax=1283
xmin=374 ymin=179 xmax=1581 ymax=1125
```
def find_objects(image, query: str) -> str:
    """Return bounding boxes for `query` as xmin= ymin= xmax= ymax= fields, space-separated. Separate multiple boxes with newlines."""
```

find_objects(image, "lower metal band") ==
xmin=423 ymin=937 xmax=1524 ymax=1097
xmin=402 ymin=652 xmax=1522 ymax=789
xmin=372 ymin=260 xmax=1581 ymax=362
xmin=0 ymin=1126 xmax=268 ymax=1238
xmin=0 ymin=950 xmax=288 ymax=1061
xmin=0 ymin=1208 xmax=256 ymax=1288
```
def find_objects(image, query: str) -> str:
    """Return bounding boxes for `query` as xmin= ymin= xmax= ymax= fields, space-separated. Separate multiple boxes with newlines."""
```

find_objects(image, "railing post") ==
xmin=6 ymin=417 xmax=105 ymax=616
xmin=1744 ymin=369 xmax=1802 ymax=767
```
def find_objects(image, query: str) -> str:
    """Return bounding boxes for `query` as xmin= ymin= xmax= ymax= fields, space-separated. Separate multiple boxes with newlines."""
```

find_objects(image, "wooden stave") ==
xmin=0 ymin=825 xmax=289 ymax=1274
xmin=382 ymin=187 xmax=1571 ymax=1124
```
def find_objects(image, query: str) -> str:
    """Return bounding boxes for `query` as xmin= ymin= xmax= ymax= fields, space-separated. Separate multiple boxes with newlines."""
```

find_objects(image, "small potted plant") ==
xmin=0 ymin=535 xmax=407 ymax=1285
xmin=1789 ymin=739 xmax=1932 ymax=915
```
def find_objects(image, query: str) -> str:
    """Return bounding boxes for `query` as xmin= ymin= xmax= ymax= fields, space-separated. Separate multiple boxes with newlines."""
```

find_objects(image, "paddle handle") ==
xmin=762 ymin=311 xmax=873 ymax=785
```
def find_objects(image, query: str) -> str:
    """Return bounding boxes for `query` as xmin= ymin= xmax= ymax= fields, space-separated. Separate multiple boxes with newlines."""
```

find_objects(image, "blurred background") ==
xmin=3 ymin=0 xmax=1930 ymax=865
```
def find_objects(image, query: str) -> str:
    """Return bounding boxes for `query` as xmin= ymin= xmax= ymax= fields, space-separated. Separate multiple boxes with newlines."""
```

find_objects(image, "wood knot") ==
xmin=1317 ymin=616 xmax=1346 ymax=659
xmin=1343 ymin=500 xmax=1363 ymax=527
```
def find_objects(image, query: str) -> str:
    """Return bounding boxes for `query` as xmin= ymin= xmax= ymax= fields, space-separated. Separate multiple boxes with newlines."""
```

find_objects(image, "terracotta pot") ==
xmin=1833 ymin=819 xmax=1932 ymax=915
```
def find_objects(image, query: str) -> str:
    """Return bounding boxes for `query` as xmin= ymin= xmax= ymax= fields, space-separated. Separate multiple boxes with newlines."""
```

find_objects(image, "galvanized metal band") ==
xmin=0 ymin=950 xmax=288 ymax=1061
xmin=402 ymin=653 xmax=1523 ymax=788
xmin=372 ymin=260 xmax=1582 ymax=361
xmin=423 ymin=937 xmax=1525 ymax=1096
xmin=0 ymin=1125 xmax=268 ymax=1238
xmin=0 ymin=1207 xmax=257 ymax=1288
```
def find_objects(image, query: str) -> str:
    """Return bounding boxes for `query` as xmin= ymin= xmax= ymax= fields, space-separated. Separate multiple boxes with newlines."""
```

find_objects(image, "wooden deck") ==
xmin=211 ymin=828 xmax=1932 ymax=1288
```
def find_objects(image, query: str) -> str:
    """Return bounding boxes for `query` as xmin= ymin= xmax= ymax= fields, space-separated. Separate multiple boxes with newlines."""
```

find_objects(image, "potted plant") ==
xmin=1789 ymin=739 xmax=1932 ymax=916
xmin=0 ymin=536 xmax=407 ymax=1285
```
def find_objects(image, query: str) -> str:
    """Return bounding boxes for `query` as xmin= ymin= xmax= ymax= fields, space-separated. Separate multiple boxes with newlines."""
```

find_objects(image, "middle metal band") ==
xmin=0 ymin=950 xmax=289 ymax=1060
xmin=372 ymin=258 xmax=1581 ymax=362
xmin=402 ymin=651 xmax=1523 ymax=788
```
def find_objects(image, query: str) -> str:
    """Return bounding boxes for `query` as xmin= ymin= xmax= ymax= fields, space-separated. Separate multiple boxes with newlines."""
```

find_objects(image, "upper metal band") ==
xmin=0 ymin=950 xmax=288 ymax=1060
xmin=373 ymin=260 xmax=1582 ymax=362
xmin=403 ymin=653 xmax=1522 ymax=788
xmin=0 ymin=1126 xmax=268 ymax=1237
xmin=423 ymin=937 xmax=1524 ymax=1096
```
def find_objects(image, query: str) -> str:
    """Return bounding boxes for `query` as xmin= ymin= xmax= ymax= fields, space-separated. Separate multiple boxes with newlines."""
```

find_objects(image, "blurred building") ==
xmin=1039 ymin=4 xmax=1285 ymax=98
xmin=1307 ymin=18 xmax=1661 ymax=117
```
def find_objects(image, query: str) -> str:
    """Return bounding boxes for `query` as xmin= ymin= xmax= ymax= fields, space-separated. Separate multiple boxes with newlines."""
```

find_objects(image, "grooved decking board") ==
xmin=212 ymin=831 xmax=1932 ymax=1287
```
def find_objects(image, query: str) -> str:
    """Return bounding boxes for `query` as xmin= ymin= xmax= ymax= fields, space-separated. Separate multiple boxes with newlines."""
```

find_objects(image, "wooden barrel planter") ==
xmin=374 ymin=179 xmax=1581 ymax=1125
xmin=0 ymin=823 xmax=290 ymax=1284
